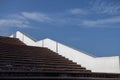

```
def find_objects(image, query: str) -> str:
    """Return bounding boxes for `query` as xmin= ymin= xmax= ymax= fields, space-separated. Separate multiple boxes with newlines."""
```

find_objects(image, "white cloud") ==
xmin=0 ymin=14 xmax=31 ymax=36
xmin=0 ymin=9 xmax=119 ymax=29
xmin=91 ymin=0 xmax=120 ymax=15
xmin=69 ymin=8 xmax=87 ymax=15
xmin=82 ymin=16 xmax=120 ymax=26
xmin=0 ymin=12 xmax=53 ymax=29
xmin=0 ymin=19 xmax=29 ymax=28
xmin=22 ymin=12 xmax=52 ymax=23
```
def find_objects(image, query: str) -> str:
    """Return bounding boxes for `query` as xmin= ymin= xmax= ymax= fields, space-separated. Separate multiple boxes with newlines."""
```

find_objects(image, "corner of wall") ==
xmin=119 ymin=56 xmax=120 ymax=73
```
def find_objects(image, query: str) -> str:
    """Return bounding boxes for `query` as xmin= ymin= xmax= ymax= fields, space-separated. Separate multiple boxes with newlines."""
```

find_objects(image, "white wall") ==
xmin=42 ymin=39 xmax=95 ymax=71
xmin=14 ymin=31 xmax=36 ymax=46
xmin=94 ymin=56 xmax=120 ymax=73
xmin=41 ymin=39 xmax=120 ymax=73
xmin=36 ymin=40 xmax=43 ymax=47
xmin=10 ymin=31 xmax=120 ymax=73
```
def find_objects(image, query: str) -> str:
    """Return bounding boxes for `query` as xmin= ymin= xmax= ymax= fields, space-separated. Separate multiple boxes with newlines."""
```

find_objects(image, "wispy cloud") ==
xmin=91 ymin=0 xmax=120 ymax=15
xmin=0 ymin=19 xmax=29 ymax=28
xmin=0 ymin=12 xmax=53 ymax=29
xmin=82 ymin=16 xmax=120 ymax=27
xmin=22 ymin=12 xmax=53 ymax=23
xmin=0 ymin=13 xmax=31 ymax=28
xmin=0 ymin=6 xmax=120 ymax=30
xmin=69 ymin=8 xmax=87 ymax=15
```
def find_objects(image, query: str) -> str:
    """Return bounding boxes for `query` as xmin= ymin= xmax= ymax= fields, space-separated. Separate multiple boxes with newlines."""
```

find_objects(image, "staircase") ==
xmin=0 ymin=36 xmax=119 ymax=80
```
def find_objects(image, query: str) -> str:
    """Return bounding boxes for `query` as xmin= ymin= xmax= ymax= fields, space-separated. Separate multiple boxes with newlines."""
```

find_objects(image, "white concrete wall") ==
xmin=41 ymin=39 xmax=120 ymax=73
xmin=14 ymin=31 xmax=36 ymax=46
xmin=36 ymin=40 xmax=43 ymax=47
xmin=10 ymin=31 xmax=120 ymax=73
xmin=94 ymin=56 xmax=120 ymax=73
xmin=42 ymin=39 xmax=95 ymax=71
xmin=58 ymin=43 xmax=95 ymax=71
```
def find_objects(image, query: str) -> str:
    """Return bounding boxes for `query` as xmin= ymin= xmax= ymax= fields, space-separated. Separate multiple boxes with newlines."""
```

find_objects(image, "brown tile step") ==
xmin=0 ymin=62 xmax=82 ymax=69
xmin=0 ymin=67 xmax=91 ymax=73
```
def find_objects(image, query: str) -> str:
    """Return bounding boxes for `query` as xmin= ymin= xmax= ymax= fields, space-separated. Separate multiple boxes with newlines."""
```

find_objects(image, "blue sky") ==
xmin=0 ymin=0 xmax=120 ymax=56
